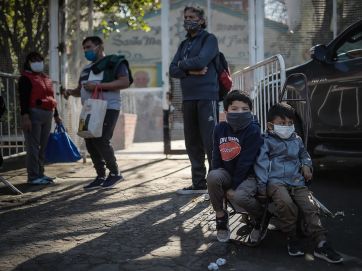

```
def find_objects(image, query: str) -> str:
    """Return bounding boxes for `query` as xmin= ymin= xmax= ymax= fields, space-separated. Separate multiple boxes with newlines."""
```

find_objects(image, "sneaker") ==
xmin=101 ymin=173 xmax=123 ymax=189
xmin=176 ymin=185 xmax=207 ymax=195
xmin=83 ymin=176 xmax=105 ymax=190
xmin=288 ymin=238 xmax=305 ymax=256
xmin=314 ymin=242 xmax=343 ymax=264
xmin=216 ymin=211 xmax=230 ymax=242
xmin=41 ymin=175 xmax=56 ymax=182
xmin=28 ymin=177 xmax=53 ymax=185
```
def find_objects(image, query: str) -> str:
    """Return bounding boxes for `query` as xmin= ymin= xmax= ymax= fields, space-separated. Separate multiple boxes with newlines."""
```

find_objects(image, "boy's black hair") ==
xmin=24 ymin=52 xmax=44 ymax=71
xmin=223 ymin=90 xmax=252 ymax=111
xmin=267 ymin=102 xmax=295 ymax=122
xmin=82 ymin=36 xmax=103 ymax=46
xmin=184 ymin=6 xmax=207 ymax=29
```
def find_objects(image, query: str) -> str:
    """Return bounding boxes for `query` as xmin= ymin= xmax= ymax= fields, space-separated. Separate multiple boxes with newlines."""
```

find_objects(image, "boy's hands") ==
xmin=257 ymin=183 xmax=267 ymax=197
xmin=302 ymin=165 xmax=313 ymax=182
xmin=226 ymin=188 xmax=235 ymax=199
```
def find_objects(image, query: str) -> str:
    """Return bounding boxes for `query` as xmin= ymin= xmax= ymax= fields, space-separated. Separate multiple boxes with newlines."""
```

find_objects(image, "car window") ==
xmin=335 ymin=28 xmax=362 ymax=61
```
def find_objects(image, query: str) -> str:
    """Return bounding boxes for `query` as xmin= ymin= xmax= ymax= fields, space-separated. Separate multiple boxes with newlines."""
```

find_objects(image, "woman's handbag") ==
xmin=45 ymin=124 xmax=82 ymax=163
xmin=77 ymin=85 xmax=107 ymax=138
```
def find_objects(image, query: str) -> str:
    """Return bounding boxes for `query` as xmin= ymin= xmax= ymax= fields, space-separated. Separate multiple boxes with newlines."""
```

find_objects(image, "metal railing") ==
xmin=0 ymin=72 xmax=25 ymax=159
xmin=232 ymin=54 xmax=286 ymax=132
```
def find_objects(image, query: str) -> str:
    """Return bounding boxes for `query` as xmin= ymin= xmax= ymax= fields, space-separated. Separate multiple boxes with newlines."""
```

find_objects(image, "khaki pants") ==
xmin=207 ymin=168 xmax=263 ymax=219
xmin=267 ymin=183 xmax=327 ymax=243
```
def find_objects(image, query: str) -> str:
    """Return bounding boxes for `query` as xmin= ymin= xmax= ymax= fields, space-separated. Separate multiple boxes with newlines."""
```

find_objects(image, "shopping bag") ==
xmin=45 ymin=124 xmax=82 ymax=163
xmin=77 ymin=86 xmax=107 ymax=138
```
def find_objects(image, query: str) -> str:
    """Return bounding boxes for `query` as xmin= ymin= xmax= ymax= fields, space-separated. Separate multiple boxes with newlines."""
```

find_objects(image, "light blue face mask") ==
xmin=84 ymin=50 xmax=97 ymax=62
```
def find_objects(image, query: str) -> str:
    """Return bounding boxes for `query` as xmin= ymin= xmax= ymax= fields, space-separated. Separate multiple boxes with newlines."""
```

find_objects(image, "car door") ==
xmin=309 ymin=22 xmax=362 ymax=141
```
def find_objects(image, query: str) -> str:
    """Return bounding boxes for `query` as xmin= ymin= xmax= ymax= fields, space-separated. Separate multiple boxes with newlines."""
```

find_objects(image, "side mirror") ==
xmin=310 ymin=44 xmax=327 ymax=62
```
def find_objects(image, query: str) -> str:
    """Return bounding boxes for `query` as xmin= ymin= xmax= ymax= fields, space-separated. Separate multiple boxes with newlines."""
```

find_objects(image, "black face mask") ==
xmin=183 ymin=20 xmax=200 ymax=31
xmin=226 ymin=112 xmax=253 ymax=131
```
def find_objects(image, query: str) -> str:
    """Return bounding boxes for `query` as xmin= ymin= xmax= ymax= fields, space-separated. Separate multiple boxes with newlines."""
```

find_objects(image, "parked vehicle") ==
xmin=286 ymin=19 xmax=362 ymax=157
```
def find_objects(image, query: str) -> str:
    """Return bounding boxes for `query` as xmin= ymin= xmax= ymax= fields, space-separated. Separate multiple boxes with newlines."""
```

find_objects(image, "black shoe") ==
xmin=288 ymin=238 xmax=304 ymax=256
xmin=83 ymin=176 xmax=105 ymax=190
xmin=101 ymin=173 xmax=124 ymax=189
xmin=176 ymin=185 xmax=207 ymax=195
xmin=216 ymin=211 xmax=230 ymax=242
xmin=250 ymin=225 xmax=267 ymax=243
xmin=314 ymin=242 xmax=343 ymax=263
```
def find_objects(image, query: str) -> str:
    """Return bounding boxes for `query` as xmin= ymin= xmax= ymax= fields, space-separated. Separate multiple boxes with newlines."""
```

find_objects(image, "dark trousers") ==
xmin=182 ymin=100 xmax=218 ymax=188
xmin=85 ymin=109 xmax=120 ymax=177
xmin=23 ymin=108 xmax=53 ymax=181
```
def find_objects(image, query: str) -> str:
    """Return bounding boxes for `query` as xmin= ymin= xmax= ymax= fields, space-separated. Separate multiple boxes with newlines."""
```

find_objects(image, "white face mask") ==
xmin=273 ymin=124 xmax=295 ymax=139
xmin=30 ymin=61 xmax=44 ymax=73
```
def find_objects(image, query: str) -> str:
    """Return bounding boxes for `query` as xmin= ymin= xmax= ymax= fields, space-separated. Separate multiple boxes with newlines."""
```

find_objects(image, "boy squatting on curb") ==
xmin=206 ymin=90 xmax=264 ymax=243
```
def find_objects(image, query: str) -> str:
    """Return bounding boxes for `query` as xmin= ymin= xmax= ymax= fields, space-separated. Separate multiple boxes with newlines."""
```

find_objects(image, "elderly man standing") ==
xmin=169 ymin=6 xmax=220 ymax=194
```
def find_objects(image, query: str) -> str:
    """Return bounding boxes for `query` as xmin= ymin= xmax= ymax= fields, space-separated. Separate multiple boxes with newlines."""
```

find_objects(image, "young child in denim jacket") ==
xmin=254 ymin=102 xmax=343 ymax=264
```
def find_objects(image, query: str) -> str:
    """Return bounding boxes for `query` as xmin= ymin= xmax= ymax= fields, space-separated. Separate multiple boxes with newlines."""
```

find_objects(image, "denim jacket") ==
xmin=254 ymin=131 xmax=312 ymax=187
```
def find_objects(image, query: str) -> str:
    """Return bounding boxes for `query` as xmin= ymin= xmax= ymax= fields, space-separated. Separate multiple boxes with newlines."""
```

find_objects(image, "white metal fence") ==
xmin=0 ymin=72 xmax=25 ymax=159
xmin=0 ymin=72 xmax=64 ymax=160
xmin=231 ymin=54 xmax=286 ymax=132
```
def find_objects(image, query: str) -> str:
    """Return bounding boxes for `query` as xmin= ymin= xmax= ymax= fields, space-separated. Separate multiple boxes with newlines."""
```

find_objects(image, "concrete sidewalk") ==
xmin=0 ymin=142 xmax=220 ymax=271
xmin=0 ymin=142 xmax=355 ymax=271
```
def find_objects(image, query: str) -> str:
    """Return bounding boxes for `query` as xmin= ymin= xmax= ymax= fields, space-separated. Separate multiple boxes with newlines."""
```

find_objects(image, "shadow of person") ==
xmin=11 ymin=190 xmax=211 ymax=271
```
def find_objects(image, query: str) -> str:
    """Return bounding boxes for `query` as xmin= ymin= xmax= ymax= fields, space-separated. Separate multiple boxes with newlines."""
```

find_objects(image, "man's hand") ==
xmin=63 ymin=89 xmax=72 ymax=100
xmin=82 ymin=81 xmax=98 ymax=92
xmin=21 ymin=114 xmax=32 ymax=132
xmin=302 ymin=165 xmax=313 ymax=181
xmin=188 ymin=67 xmax=208 ymax=75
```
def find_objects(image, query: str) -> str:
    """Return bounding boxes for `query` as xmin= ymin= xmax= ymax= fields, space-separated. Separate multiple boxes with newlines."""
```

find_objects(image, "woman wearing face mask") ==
xmin=169 ymin=6 xmax=220 ymax=194
xmin=18 ymin=52 xmax=61 ymax=185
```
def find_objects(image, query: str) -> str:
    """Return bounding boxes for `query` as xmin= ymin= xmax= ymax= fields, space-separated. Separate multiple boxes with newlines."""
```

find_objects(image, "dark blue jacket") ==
xmin=212 ymin=119 xmax=263 ymax=189
xmin=169 ymin=30 xmax=219 ymax=101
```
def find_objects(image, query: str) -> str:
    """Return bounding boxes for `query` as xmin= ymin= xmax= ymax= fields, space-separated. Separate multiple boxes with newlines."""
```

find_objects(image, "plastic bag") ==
xmin=77 ymin=86 xmax=107 ymax=138
xmin=45 ymin=124 xmax=82 ymax=163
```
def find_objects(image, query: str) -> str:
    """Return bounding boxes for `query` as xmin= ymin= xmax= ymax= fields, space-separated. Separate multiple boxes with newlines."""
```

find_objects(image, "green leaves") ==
xmin=94 ymin=0 xmax=160 ymax=34
xmin=0 ymin=0 xmax=48 ymax=73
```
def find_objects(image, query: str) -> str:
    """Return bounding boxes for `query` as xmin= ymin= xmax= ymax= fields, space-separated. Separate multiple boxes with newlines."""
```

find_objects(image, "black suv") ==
xmin=286 ymin=19 xmax=362 ymax=158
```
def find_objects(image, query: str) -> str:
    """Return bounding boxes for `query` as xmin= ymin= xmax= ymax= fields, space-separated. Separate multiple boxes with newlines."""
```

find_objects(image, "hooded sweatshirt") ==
xmin=212 ymin=118 xmax=263 ymax=189
xmin=169 ymin=30 xmax=219 ymax=101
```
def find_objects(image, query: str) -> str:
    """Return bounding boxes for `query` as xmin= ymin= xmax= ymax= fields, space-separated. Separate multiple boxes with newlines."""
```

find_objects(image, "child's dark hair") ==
xmin=223 ymin=90 xmax=252 ymax=111
xmin=82 ymin=36 xmax=103 ymax=46
xmin=184 ymin=6 xmax=207 ymax=29
xmin=24 ymin=52 xmax=44 ymax=70
xmin=267 ymin=102 xmax=295 ymax=122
